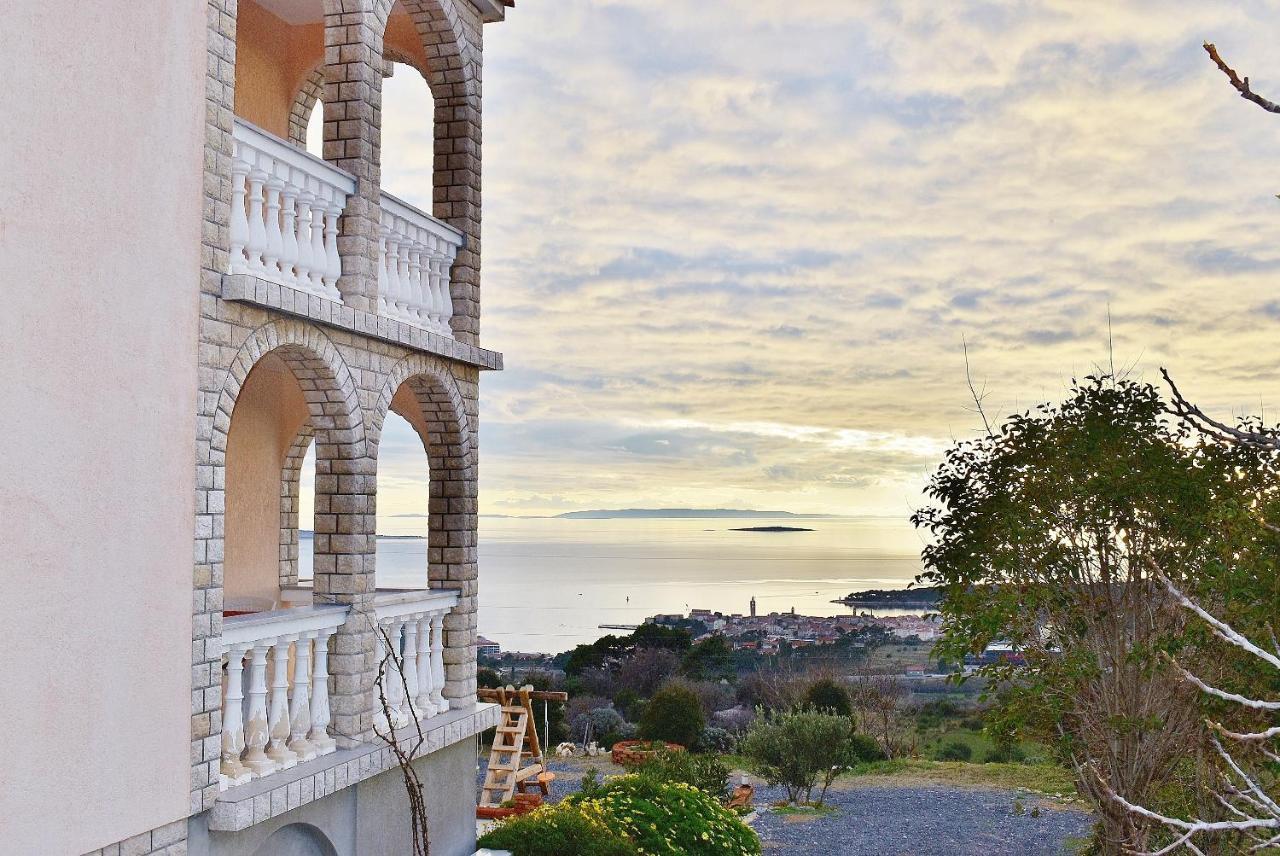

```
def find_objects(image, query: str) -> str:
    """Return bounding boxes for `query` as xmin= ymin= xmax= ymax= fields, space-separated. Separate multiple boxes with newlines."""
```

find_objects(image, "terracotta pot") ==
xmin=610 ymin=740 xmax=685 ymax=766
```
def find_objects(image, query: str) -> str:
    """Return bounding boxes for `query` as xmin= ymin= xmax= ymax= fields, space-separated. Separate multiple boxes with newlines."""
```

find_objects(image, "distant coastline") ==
xmin=299 ymin=530 xmax=425 ymax=540
xmin=555 ymin=507 xmax=838 ymax=520
xmin=836 ymin=585 xmax=942 ymax=608
xmin=729 ymin=525 xmax=814 ymax=532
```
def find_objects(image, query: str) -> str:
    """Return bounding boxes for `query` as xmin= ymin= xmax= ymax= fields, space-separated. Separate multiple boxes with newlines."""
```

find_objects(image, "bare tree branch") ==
xmin=1204 ymin=42 xmax=1280 ymax=114
xmin=963 ymin=336 xmax=994 ymax=437
xmin=1161 ymin=368 xmax=1280 ymax=450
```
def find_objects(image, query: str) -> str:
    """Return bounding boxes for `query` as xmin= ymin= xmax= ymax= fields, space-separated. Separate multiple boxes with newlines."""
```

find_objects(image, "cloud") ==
xmin=368 ymin=0 xmax=1280 ymax=517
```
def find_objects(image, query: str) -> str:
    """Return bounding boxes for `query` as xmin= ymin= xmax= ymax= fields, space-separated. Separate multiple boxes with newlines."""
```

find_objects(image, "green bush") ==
xmin=983 ymin=744 xmax=1026 ymax=764
xmin=693 ymin=725 xmax=736 ymax=754
xmin=635 ymin=748 xmax=730 ymax=798
xmin=477 ymin=801 xmax=639 ymax=856
xmin=569 ymin=775 xmax=760 ymax=856
xmin=847 ymin=732 xmax=886 ymax=763
xmin=639 ymin=683 xmax=705 ymax=747
xmin=739 ymin=707 xmax=857 ymax=805
xmin=803 ymin=678 xmax=852 ymax=717
xmin=934 ymin=740 xmax=973 ymax=762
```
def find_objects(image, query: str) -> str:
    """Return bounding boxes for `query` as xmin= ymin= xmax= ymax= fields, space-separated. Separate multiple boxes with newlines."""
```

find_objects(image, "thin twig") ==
xmin=1204 ymin=42 xmax=1280 ymax=114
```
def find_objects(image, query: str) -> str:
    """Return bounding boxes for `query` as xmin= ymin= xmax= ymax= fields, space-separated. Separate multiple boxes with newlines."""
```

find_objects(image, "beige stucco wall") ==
xmin=0 ymin=1 xmax=206 ymax=852
xmin=225 ymin=356 xmax=310 ymax=604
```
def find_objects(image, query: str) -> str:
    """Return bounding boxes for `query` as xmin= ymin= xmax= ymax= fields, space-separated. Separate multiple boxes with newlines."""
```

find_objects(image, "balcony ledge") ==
xmin=209 ymin=702 xmax=502 ymax=832
xmin=222 ymin=273 xmax=503 ymax=371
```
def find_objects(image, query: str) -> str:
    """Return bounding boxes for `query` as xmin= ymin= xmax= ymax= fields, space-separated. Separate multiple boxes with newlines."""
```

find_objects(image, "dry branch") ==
xmin=1203 ymin=42 xmax=1280 ymax=114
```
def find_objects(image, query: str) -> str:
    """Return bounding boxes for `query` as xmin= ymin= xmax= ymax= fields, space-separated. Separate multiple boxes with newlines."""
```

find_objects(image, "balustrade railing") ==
xmin=378 ymin=193 xmax=463 ymax=337
xmin=371 ymin=588 xmax=460 ymax=731
xmin=229 ymin=118 xmax=356 ymax=301
xmin=219 ymin=604 xmax=349 ymax=789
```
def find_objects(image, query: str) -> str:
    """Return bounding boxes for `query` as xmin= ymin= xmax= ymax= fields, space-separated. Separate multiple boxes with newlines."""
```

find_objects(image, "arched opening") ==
xmin=251 ymin=823 xmax=339 ymax=856
xmin=233 ymin=0 xmax=325 ymax=141
xmin=372 ymin=409 xmax=433 ymax=588
xmin=379 ymin=59 xmax=435 ymax=193
xmin=226 ymin=354 xmax=312 ymax=609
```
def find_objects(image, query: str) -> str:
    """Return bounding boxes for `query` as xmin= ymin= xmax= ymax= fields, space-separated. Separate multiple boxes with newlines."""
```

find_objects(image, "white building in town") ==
xmin=1 ymin=1 xmax=514 ymax=853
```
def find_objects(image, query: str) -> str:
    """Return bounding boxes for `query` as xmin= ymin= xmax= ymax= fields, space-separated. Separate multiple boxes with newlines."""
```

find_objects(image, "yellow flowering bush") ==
xmin=477 ymin=800 xmax=638 ymax=856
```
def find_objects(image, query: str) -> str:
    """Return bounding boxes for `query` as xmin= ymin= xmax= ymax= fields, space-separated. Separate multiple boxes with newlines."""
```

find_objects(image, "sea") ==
xmin=300 ymin=516 xmax=926 ymax=653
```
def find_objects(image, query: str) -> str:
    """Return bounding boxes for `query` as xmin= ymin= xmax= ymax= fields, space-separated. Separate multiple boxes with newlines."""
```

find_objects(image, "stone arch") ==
xmin=279 ymin=424 xmax=316 ymax=588
xmin=287 ymin=66 xmax=326 ymax=149
xmin=369 ymin=354 xmax=476 ymax=703
xmin=251 ymin=823 xmax=339 ymax=856
xmin=212 ymin=320 xmax=375 ymax=744
xmin=374 ymin=0 xmax=477 ymax=99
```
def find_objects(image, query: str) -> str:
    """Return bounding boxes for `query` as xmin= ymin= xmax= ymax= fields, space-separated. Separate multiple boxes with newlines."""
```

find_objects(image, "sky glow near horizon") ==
xmin=335 ymin=1 xmax=1280 ymax=532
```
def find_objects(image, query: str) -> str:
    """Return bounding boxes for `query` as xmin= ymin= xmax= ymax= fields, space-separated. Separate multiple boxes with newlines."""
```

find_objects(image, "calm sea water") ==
xmin=301 ymin=516 xmax=925 ymax=653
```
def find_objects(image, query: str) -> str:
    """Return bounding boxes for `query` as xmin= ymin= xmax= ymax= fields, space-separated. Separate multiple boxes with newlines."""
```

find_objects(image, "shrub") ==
xmin=847 ymin=732 xmax=886 ymax=763
xmin=477 ymin=801 xmax=639 ymax=856
xmin=739 ymin=707 xmax=857 ymax=805
xmin=934 ymin=740 xmax=973 ymax=762
xmin=569 ymin=774 xmax=760 ymax=855
xmin=983 ymin=744 xmax=1026 ymax=764
xmin=803 ymin=678 xmax=852 ymax=717
xmin=635 ymin=748 xmax=730 ymax=798
xmin=639 ymin=683 xmax=705 ymax=747
xmin=693 ymin=725 xmax=736 ymax=754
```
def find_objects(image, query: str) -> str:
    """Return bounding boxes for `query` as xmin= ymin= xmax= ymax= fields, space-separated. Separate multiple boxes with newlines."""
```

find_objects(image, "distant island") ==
xmin=299 ymin=530 xmax=424 ymax=540
xmin=729 ymin=525 xmax=814 ymax=532
xmin=556 ymin=508 xmax=837 ymax=520
xmin=836 ymin=586 xmax=942 ymax=607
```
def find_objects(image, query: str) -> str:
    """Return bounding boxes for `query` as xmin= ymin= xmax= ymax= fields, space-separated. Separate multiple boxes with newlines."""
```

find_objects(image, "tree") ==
xmin=1103 ymin=575 xmax=1280 ymax=854
xmin=638 ymin=683 xmax=705 ymax=747
xmin=848 ymin=673 xmax=906 ymax=759
xmin=913 ymin=376 xmax=1278 ymax=853
xmin=681 ymin=636 xmax=736 ymax=682
xmin=617 ymin=647 xmax=680 ymax=698
xmin=803 ymin=677 xmax=852 ymax=717
xmin=740 ymin=708 xmax=858 ymax=806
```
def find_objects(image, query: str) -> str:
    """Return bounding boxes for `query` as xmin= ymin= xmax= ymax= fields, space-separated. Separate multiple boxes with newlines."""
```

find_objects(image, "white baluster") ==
xmin=428 ymin=251 xmax=448 ymax=333
xmin=308 ymin=628 xmax=337 ymax=755
xmin=229 ymin=159 xmax=249 ymax=275
xmin=244 ymin=168 xmax=268 ymax=274
xmin=396 ymin=234 xmax=413 ymax=320
xmin=294 ymin=191 xmax=316 ymax=291
xmin=241 ymin=641 xmax=278 ymax=777
xmin=407 ymin=243 xmax=426 ymax=324
xmin=262 ymin=174 xmax=285 ymax=276
xmin=440 ymin=243 xmax=458 ymax=331
xmin=430 ymin=612 xmax=448 ymax=712
xmin=265 ymin=637 xmax=299 ymax=770
xmin=386 ymin=620 xmax=410 ymax=729
xmin=374 ymin=627 xmax=391 ymax=734
xmin=279 ymin=180 xmax=301 ymax=287
xmin=323 ymin=197 xmax=343 ymax=300
xmin=309 ymin=189 xmax=327 ymax=295
xmin=377 ymin=225 xmax=391 ymax=315
xmin=415 ymin=616 xmax=437 ymax=718
xmin=401 ymin=617 xmax=422 ymax=721
xmin=385 ymin=235 xmax=405 ymax=318
xmin=287 ymin=631 xmax=317 ymax=762
xmin=220 ymin=644 xmax=253 ymax=788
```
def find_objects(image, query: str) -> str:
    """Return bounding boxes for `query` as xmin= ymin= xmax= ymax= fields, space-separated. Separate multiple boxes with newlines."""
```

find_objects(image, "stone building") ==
xmin=1 ymin=1 xmax=514 ymax=854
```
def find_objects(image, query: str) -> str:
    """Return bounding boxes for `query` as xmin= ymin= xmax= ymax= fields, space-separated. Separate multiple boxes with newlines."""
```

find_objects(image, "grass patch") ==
xmin=844 ymin=759 xmax=1081 ymax=802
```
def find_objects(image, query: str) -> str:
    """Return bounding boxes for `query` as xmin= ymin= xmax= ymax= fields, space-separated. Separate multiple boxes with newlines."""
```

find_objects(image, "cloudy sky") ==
xmin=369 ymin=0 xmax=1280 ymax=526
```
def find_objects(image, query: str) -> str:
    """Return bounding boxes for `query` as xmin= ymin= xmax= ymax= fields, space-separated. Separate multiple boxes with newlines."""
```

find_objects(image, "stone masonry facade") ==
xmin=74 ymin=1 xmax=501 ymax=854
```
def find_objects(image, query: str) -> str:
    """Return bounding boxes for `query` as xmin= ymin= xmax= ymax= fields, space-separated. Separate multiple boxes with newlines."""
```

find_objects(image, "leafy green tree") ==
xmin=802 ymin=678 xmax=852 ymax=717
xmin=739 ymin=707 xmax=857 ymax=806
xmin=639 ymin=683 xmax=706 ymax=748
xmin=631 ymin=623 xmax=693 ymax=651
xmin=681 ymin=636 xmax=736 ymax=682
xmin=914 ymin=376 xmax=1280 ymax=853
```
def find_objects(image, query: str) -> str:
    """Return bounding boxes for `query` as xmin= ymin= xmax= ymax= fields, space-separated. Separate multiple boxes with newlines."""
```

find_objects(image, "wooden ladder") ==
xmin=479 ymin=686 xmax=542 ymax=807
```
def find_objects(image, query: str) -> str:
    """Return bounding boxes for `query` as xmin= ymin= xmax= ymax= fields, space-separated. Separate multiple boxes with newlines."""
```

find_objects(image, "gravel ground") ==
xmin=479 ymin=758 xmax=1092 ymax=855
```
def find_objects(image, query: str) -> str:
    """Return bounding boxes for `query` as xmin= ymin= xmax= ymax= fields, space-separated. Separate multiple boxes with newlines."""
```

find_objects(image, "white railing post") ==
xmin=287 ymin=631 xmax=317 ymax=762
xmin=220 ymin=644 xmax=253 ymax=788
xmin=323 ymin=196 xmax=343 ymax=299
xmin=229 ymin=159 xmax=249 ymax=275
xmin=308 ymin=185 xmax=328 ymax=295
xmin=263 ymin=175 xmax=285 ymax=278
xmin=244 ymin=168 xmax=268 ymax=275
xmin=295 ymin=191 xmax=317 ymax=291
xmin=265 ymin=637 xmax=299 ymax=771
xmin=415 ymin=615 xmax=437 ymax=718
xmin=280 ymin=181 xmax=301 ymax=287
xmin=308 ymin=627 xmax=337 ymax=756
xmin=430 ymin=612 xmax=449 ymax=712
xmin=241 ymin=641 xmax=278 ymax=777
xmin=402 ymin=617 xmax=422 ymax=720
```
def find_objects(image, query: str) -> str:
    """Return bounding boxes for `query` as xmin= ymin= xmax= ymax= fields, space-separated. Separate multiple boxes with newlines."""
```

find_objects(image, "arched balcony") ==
xmin=224 ymin=0 xmax=481 ymax=345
